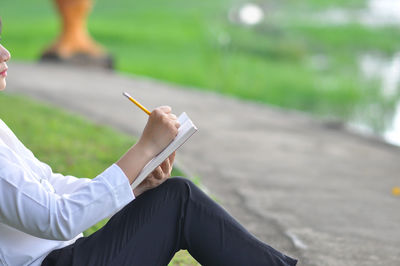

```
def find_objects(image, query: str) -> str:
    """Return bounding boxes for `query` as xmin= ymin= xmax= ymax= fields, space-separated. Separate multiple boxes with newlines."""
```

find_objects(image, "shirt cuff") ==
xmin=99 ymin=164 xmax=135 ymax=207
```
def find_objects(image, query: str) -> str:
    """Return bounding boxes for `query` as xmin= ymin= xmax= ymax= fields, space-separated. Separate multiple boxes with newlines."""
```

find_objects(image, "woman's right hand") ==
xmin=137 ymin=106 xmax=180 ymax=157
xmin=116 ymin=106 xmax=179 ymax=185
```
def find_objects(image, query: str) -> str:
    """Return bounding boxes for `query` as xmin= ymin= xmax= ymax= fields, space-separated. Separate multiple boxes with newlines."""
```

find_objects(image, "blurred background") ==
xmin=1 ymin=1 xmax=400 ymax=265
xmin=1 ymin=0 xmax=399 ymax=146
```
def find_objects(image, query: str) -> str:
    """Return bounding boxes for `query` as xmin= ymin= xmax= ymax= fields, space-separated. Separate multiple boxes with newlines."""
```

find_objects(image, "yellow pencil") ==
xmin=123 ymin=92 xmax=151 ymax=115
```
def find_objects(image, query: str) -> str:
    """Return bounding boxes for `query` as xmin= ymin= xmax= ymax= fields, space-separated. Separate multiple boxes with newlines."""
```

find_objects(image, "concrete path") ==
xmin=7 ymin=62 xmax=400 ymax=266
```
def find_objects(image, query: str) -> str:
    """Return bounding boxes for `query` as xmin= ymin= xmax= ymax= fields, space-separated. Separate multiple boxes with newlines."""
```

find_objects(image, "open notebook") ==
xmin=131 ymin=112 xmax=198 ymax=189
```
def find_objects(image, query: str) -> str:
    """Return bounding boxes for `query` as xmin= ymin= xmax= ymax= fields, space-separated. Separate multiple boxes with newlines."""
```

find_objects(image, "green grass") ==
xmin=1 ymin=0 xmax=399 ymax=133
xmin=0 ymin=92 xmax=198 ymax=265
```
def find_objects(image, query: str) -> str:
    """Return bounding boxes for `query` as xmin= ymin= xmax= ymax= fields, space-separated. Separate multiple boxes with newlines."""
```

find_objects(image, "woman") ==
xmin=0 ymin=20 xmax=297 ymax=266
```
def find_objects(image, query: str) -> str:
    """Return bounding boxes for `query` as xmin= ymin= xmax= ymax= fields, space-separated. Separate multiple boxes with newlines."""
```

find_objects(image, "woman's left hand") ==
xmin=133 ymin=152 xmax=175 ymax=197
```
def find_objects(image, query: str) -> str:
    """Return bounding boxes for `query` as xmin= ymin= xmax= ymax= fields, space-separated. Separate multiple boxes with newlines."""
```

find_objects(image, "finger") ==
xmin=164 ymin=152 xmax=175 ymax=176
xmin=174 ymin=121 xmax=180 ymax=129
xmin=140 ymin=177 xmax=151 ymax=189
xmin=145 ymin=173 xmax=154 ymax=181
xmin=168 ymin=152 xmax=176 ymax=166
xmin=147 ymin=167 xmax=160 ymax=180
xmin=154 ymin=166 xmax=164 ymax=180
xmin=167 ymin=113 xmax=177 ymax=120
xmin=160 ymin=157 xmax=171 ymax=175
xmin=158 ymin=106 xmax=172 ymax=114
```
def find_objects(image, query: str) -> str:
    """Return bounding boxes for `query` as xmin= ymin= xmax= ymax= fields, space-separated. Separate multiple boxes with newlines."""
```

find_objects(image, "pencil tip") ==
xmin=122 ymin=92 xmax=129 ymax=98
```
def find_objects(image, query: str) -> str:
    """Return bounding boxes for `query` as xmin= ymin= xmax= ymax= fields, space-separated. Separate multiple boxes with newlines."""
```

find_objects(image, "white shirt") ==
xmin=0 ymin=119 xmax=135 ymax=266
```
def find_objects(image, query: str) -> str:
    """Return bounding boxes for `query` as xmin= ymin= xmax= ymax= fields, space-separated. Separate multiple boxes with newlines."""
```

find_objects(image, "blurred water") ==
xmin=354 ymin=53 xmax=400 ymax=145
xmin=307 ymin=0 xmax=400 ymax=146
xmin=227 ymin=1 xmax=400 ymax=146
xmin=385 ymin=102 xmax=400 ymax=146
xmin=359 ymin=53 xmax=400 ymax=98
xmin=316 ymin=0 xmax=400 ymax=26
xmin=366 ymin=0 xmax=400 ymax=26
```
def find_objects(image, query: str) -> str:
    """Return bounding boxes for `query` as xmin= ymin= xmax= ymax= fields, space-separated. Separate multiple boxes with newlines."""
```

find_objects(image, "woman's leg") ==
xmin=42 ymin=177 xmax=297 ymax=266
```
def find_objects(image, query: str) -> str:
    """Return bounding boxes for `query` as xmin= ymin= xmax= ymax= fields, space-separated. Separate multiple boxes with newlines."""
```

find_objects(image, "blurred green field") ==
xmin=1 ymin=0 xmax=399 ymax=132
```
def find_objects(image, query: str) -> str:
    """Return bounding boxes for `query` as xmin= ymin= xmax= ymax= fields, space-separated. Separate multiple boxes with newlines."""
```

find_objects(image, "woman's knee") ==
xmin=163 ymin=177 xmax=195 ymax=192
xmin=118 ymin=178 xmax=195 ymax=219
xmin=158 ymin=177 xmax=197 ymax=199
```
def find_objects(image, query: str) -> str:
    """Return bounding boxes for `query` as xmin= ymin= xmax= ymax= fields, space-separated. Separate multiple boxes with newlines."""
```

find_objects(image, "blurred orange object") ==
xmin=41 ymin=0 xmax=112 ymax=68
xmin=392 ymin=187 xmax=400 ymax=196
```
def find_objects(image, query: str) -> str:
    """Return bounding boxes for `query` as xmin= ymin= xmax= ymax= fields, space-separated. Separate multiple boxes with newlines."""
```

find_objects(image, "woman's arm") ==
xmin=0 ymin=106 xmax=178 ymax=240
xmin=0 ymin=156 xmax=133 ymax=241
xmin=45 ymin=106 xmax=178 ymax=195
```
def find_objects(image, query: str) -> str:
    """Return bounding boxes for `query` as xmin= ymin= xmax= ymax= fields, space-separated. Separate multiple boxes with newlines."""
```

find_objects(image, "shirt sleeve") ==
xmin=47 ymin=172 xmax=92 ymax=194
xmin=43 ymin=160 xmax=93 ymax=195
xmin=0 ymin=154 xmax=135 ymax=241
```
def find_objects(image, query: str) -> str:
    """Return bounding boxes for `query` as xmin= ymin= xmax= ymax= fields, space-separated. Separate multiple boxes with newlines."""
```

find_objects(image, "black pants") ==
xmin=42 ymin=177 xmax=297 ymax=266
